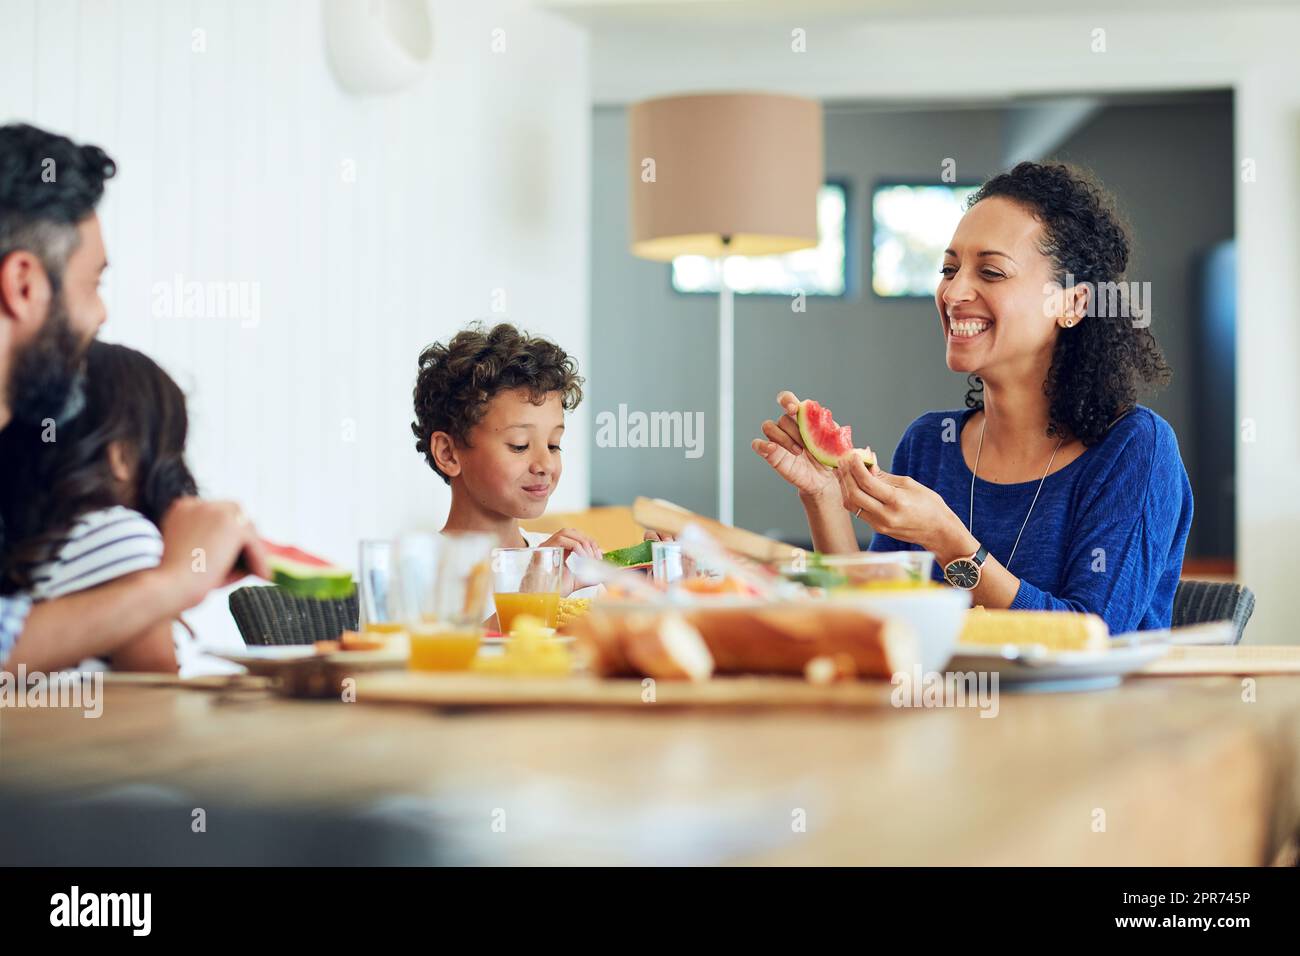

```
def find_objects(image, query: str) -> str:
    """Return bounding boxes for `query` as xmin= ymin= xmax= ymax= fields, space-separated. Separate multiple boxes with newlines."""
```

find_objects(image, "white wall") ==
xmin=580 ymin=7 xmax=1300 ymax=644
xmin=0 ymin=0 xmax=592 ymax=570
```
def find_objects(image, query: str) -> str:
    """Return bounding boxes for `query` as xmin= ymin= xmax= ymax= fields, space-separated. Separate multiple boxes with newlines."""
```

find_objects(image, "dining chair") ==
xmin=1172 ymin=579 xmax=1255 ymax=644
xmin=228 ymin=585 xmax=359 ymax=646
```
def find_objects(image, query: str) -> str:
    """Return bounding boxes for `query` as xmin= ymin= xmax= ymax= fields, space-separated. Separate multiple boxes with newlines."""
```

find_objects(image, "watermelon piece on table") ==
xmin=796 ymin=399 xmax=876 ymax=469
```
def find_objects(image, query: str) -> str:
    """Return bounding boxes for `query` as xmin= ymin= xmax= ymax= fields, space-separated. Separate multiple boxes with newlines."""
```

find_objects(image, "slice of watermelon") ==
xmin=603 ymin=540 xmax=654 ymax=569
xmin=262 ymin=541 xmax=334 ymax=568
xmin=796 ymin=399 xmax=876 ymax=469
xmin=261 ymin=540 xmax=355 ymax=600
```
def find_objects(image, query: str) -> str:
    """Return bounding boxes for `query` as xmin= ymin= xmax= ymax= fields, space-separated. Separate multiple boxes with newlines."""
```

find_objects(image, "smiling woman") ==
xmin=754 ymin=162 xmax=1193 ymax=634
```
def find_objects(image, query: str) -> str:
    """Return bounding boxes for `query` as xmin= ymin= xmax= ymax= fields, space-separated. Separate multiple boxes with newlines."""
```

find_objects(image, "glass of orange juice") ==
xmin=491 ymin=547 xmax=563 ymax=634
xmin=399 ymin=532 xmax=494 ymax=671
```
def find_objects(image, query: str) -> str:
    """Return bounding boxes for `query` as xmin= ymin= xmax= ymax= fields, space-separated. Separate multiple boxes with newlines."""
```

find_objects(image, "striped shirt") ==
xmin=0 ymin=594 xmax=31 ymax=665
xmin=30 ymin=506 xmax=165 ymax=601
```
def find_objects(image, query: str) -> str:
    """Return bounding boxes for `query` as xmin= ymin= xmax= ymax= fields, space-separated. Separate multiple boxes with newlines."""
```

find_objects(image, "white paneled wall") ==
xmin=0 ymin=0 xmax=592 ymax=569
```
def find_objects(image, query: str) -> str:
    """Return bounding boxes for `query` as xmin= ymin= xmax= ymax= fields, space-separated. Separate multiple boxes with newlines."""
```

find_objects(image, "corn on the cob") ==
xmin=959 ymin=608 xmax=1109 ymax=651
xmin=555 ymin=597 xmax=593 ymax=630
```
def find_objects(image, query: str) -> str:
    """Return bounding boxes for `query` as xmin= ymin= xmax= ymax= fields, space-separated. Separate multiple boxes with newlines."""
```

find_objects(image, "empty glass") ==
xmin=358 ymin=539 xmax=402 ymax=636
xmin=651 ymin=541 xmax=684 ymax=587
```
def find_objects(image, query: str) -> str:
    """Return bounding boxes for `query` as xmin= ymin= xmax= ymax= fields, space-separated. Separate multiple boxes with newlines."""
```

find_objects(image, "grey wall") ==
xmin=590 ymin=105 xmax=1004 ymax=545
xmin=1050 ymin=99 xmax=1234 ymax=558
xmin=589 ymin=97 xmax=1233 ymax=558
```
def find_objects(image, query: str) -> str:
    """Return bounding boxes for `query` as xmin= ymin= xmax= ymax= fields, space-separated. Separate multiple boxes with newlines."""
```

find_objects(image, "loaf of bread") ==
xmin=570 ymin=604 xmax=916 ymax=680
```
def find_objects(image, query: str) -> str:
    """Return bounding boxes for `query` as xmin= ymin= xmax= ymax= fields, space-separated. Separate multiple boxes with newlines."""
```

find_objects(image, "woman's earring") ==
xmin=1064 ymin=318 xmax=1074 ymax=328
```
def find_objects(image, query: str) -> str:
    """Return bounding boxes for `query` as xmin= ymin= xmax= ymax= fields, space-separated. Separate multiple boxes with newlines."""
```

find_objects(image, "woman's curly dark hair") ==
xmin=0 ymin=342 xmax=197 ymax=595
xmin=963 ymin=161 xmax=1171 ymax=445
xmin=411 ymin=322 xmax=584 ymax=484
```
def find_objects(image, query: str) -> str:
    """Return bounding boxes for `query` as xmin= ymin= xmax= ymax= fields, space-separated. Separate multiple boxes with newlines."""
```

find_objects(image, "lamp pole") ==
xmin=718 ymin=252 xmax=734 ymax=526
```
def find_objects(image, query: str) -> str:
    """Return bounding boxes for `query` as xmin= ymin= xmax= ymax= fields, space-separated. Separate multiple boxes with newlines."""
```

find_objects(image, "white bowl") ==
xmin=828 ymin=587 xmax=971 ymax=672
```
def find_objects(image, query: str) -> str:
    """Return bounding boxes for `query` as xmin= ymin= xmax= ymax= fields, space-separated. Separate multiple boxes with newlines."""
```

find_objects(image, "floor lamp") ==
xmin=628 ymin=92 xmax=823 ymax=526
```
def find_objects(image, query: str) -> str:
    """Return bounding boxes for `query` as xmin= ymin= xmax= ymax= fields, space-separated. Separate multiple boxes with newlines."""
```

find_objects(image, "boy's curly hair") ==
xmin=411 ymin=323 xmax=584 ymax=484
xmin=964 ymin=161 xmax=1171 ymax=446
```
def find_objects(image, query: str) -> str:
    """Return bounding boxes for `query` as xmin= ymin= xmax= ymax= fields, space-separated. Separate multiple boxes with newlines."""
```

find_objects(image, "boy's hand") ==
xmin=537 ymin=528 xmax=603 ymax=561
xmin=536 ymin=529 xmax=602 ymax=594
xmin=644 ymin=530 xmax=675 ymax=543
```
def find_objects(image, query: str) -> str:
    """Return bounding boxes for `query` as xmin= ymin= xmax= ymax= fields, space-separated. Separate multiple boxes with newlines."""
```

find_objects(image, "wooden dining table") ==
xmin=2 ymin=671 xmax=1299 ymax=865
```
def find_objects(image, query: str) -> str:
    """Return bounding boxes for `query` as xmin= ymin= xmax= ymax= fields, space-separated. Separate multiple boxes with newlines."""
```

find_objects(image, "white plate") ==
xmin=945 ymin=641 xmax=1171 ymax=691
xmin=215 ymin=646 xmax=318 ymax=665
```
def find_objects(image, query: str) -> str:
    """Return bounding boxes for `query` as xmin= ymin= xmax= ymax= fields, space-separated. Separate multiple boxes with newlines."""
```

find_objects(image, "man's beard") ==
xmin=6 ymin=291 xmax=90 ymax=428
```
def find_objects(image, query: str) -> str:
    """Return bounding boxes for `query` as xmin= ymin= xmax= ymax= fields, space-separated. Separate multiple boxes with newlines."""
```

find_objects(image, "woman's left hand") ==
xmin=835 ymin=453 xmax=963 ymax=554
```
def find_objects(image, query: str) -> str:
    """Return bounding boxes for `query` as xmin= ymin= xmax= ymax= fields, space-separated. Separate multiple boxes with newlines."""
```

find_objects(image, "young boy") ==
xmin=411 ymin=322 xmax=603 ymax=573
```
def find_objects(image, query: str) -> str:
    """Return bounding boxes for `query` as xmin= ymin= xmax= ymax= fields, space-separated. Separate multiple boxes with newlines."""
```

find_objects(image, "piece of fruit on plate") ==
xmin=603 ymin=540 xmax=654 ymax=570
xmin=263 ymin=540 xmax=355 ymax=599
xmin=795 ymin=399 xmax=876 ymax=469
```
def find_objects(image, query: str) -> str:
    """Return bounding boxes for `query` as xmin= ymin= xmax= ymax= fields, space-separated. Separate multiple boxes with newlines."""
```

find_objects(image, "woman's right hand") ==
xmin=751 ymin=390 xmax=837 ymax=501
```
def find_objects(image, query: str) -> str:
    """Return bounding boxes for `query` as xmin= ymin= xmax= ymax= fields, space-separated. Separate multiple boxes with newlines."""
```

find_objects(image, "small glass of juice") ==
xmin=491 ymin=547 xmax=563 ymax=634
xmin=398 ymin=531 xmax=495 ymax=672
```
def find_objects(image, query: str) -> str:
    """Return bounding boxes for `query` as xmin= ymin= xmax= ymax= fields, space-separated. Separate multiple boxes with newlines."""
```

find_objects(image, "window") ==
xmin=670 ymin=183 xmax=848 ymax=296
xmin=871 ymin=182 xmax=978 ymax=298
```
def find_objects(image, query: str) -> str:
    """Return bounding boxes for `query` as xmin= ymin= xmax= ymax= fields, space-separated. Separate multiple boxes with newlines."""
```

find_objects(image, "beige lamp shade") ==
xmin=628 ymin=92 xmax=824 ymax=261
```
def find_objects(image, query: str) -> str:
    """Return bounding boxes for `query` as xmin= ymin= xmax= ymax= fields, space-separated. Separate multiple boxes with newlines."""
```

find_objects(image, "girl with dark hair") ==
xmin=0 ymin=341 xmax=198 ymax=671
xmin=754 ymin=162 xmax=1192 ymax=633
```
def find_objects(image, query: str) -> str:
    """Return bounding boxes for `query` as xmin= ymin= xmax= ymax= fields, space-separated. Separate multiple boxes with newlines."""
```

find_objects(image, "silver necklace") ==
xmin=969 ymin=417 xmax=1064 ymax=572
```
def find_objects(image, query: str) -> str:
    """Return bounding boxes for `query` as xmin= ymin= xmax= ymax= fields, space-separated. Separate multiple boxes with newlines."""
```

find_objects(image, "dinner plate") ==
xmin=215 ymin=646 xmax=318 ymax=665
xmin=214 ymin=644 xmax=407 ymax=669
xmin=944 ymin=641 xmax=1171 ymax=692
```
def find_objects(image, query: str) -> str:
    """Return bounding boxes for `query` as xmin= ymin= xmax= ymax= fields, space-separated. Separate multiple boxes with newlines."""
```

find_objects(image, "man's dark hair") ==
xmin=411 ymin=322 xmax=584 ymax=485
xmin=0 ymin=123 xmax=117 ymax=287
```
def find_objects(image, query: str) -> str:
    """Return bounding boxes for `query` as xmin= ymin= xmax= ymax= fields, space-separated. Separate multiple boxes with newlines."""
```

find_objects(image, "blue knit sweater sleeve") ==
xmin=1008 ymin=411 xmax=1191 ymax=632
xmin=868 ymin=407 xmax=1192 ymax=632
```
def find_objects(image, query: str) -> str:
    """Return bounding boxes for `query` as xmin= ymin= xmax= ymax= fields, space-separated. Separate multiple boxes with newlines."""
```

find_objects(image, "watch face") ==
xmin=945 ymin=558 xmax=979 ymax=589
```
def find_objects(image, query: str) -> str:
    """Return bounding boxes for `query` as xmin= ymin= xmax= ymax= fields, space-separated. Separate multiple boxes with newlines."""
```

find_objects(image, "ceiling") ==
xmin=541 ymin=0 xmax=1299 ymax=27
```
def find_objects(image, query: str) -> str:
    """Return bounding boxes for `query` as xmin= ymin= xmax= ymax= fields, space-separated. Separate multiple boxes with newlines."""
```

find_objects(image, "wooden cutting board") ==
xmin=1137 ymin=645 xmax=1300 ymax=676
xmin=352 ymin=671 xmax=896 ymax=710
xmin=632 ymin=497 xmax=803 ymax=564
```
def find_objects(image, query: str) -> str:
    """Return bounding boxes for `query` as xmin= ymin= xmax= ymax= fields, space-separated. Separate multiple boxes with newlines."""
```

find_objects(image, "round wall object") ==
xmin=322 ymin=0 xmax=434 ymax=96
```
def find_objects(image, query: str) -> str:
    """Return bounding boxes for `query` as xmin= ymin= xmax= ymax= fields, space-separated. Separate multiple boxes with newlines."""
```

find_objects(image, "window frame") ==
xmin=869 ymin=179 xmax=982 ymax=301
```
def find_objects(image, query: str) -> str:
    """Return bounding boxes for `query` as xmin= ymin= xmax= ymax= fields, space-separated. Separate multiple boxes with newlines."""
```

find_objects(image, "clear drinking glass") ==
xmin=651 ymin=541 xmax=684 ymax=587
xmin=398 ymin=531 xmax=495 ymax=671
xmin=358 ymin=539 xmax=403 ymax=637
xmin=490 ymin=547 xmax=563 ymax=634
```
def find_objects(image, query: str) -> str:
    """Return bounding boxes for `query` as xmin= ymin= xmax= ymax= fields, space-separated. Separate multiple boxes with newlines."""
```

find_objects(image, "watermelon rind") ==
xmin=604 ymin=540 xmax=655 ymax=568
xmin=270 ymin=558 xmax=355 ymax=600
